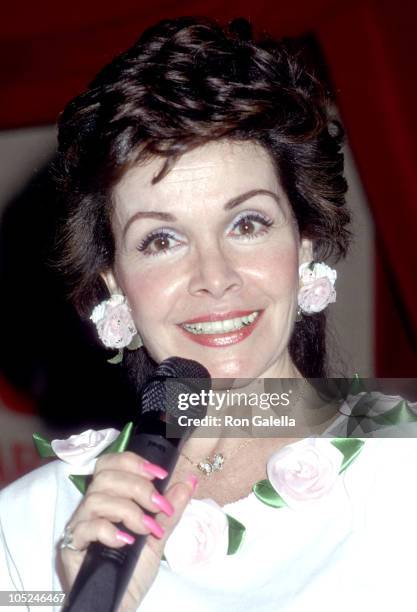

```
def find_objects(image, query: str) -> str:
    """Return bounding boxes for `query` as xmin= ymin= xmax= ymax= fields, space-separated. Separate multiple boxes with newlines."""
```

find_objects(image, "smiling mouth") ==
xmin=181 ymin=311 xmax=260 ymax=335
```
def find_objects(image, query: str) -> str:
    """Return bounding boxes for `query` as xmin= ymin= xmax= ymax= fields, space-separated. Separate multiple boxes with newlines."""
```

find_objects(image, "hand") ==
xmin=58 ymin=451 xmax=197 ymax=612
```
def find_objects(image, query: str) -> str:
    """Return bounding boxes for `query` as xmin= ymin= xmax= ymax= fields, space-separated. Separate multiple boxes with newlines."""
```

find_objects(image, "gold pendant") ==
xmin=197 ymin=453 xmax=225 ymax=476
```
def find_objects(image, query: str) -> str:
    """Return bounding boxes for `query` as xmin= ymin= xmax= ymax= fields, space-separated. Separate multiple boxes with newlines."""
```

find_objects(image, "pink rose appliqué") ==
xmin=90 ymin=294 xmax=137 ymax=349
xmin=51 ymin=428 xmax=120 ymax=470
xmin=298 ymin=262 xmax=337 ymax=314
xmin=298 ymin=276 xmax=336 ymax=314
xmin=164 ymin=499 xmax=229 ymax=573
xmin=266 ymin=439 xmax=344 ymax=509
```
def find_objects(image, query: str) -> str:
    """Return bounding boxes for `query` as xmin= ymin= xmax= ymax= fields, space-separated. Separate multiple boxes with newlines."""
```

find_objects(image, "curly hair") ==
xmin=53 ymin=16 xmax=351 ymax=378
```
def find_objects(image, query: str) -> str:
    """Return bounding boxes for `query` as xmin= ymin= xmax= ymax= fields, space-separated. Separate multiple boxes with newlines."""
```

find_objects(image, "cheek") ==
xmin=115 ymin=264 xmax=182 ymax=322
xmin=245 ymin=242 xmax=299 ymax=294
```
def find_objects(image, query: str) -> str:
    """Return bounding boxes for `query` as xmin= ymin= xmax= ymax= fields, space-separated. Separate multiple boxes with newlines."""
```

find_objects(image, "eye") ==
xmin=136 ymin=230 xmax=183 ymax=256
xmin=229 ymin=212 xmax=273 ymax=239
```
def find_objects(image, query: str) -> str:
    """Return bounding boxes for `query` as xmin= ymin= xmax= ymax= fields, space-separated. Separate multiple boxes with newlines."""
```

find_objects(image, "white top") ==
xmin=1 ymin=402 xmax=417 ymax=611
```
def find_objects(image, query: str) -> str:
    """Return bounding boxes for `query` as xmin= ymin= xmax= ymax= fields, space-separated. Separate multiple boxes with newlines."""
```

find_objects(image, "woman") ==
xmin=1 ymin=16 xmax=416 ymax=612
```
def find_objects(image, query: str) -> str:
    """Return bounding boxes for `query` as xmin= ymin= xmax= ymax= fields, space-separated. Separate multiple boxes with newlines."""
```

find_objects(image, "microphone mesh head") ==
xmin=155 ymin=357 xmax=211 ymax=380
xmin=141 ymin=357 xmax=211 ymax=423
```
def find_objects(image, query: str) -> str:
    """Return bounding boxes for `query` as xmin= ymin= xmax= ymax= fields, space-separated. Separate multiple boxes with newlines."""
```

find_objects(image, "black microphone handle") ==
xmin=63 ymin=419 xmax=183 ymax=612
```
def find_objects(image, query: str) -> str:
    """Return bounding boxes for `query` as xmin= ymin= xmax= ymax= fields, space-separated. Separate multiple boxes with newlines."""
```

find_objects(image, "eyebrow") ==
xmin=122 ymin=188 xmax=283 ymax=239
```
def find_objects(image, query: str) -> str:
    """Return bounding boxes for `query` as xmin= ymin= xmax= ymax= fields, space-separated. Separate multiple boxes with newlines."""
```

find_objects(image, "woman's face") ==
xmin=104 ymin=141 xmax=312 ymax=379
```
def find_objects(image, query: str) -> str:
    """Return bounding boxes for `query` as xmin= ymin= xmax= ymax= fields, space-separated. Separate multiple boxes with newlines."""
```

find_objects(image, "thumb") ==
xmin=146 ymin=476 xmax=198 ymax=557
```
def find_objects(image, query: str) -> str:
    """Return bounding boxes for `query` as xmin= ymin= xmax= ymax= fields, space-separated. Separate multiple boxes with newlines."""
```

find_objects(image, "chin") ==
xmin=200 ymin=357 xmax=261 ymax=381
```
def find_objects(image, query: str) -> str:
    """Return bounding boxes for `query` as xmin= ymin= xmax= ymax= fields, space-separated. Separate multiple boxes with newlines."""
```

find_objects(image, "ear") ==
xmin=100 ymin=270 xmax=121 ymax=295
xmin=298 ymin=237 xmax=313 ymax=266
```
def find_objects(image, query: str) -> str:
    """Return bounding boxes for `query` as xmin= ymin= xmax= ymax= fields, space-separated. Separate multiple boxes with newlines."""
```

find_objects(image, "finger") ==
xmin=61 ymin=518 xmax=137 ymax=556
xmin=74 ymin=491 xmax=159 ymax=536
xmin=144 ymin=476 xmax=198 ymax=556
xmin=87 ymin=471 xmax=175 ymax=517
xmin=94 ymin=452 xmax=169 ymax=481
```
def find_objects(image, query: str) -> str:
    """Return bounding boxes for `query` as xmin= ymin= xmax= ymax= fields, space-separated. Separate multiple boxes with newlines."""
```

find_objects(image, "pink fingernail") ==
xmin=116 ymin=530 xmax=135 ymax=545
xmin=151 ymin=492 xmax=174 ymax=517
xmin=143 ymin=461 xmax=169 ymax=480
xmin=186 ymin=474 xmax=198 ymax=493
xmin=143 ymin=514 xmax=165 ymax=539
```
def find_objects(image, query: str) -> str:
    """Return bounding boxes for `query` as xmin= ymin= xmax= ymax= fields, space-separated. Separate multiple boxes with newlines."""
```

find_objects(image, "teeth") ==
xmin=183 ymin=311 xmax=259 ymax=335
xmin=223 ymin=319 xmax=234 ymax=332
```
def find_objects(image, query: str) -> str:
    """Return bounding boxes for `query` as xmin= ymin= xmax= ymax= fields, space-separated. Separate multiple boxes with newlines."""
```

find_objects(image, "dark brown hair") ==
xmin=53 ymin=16 xmax=351 ymax=377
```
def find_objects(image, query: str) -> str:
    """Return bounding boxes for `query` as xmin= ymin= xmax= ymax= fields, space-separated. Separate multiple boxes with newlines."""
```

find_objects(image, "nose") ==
xmin=188 ymin=242 xmax=243 ymax=299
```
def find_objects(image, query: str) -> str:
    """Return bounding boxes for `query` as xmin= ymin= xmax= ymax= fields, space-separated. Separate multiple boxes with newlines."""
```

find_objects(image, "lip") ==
xmin=178 ymin=310 xmax=263 ymax=347
xmin=180 ymin=310 xmax=257 ymax=325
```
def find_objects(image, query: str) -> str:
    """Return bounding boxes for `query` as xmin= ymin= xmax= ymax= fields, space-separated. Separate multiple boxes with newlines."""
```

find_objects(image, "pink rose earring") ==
xmin=90 ymin=294 xmax=143 ymax=362
xmin=296 ymin=262 xmax=337 ymax=319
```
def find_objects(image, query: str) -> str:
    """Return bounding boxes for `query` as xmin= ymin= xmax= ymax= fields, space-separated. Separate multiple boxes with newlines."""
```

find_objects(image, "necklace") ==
xmin=181 ymin=438 xmax=256 ymax=476
xmin=181 ymin=378 xmax=307 ymax=476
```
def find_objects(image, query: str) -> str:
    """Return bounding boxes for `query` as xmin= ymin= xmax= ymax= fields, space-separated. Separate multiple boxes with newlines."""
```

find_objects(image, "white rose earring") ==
xmin=296 ymin=261 xmax=337 ymax=319
xmin=90 ymin=294 xmax=143 ymax=363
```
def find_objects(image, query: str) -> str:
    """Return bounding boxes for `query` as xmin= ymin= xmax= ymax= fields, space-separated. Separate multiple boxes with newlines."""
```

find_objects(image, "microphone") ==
xmin=63 ymin=356 xmax=210 ymax=612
